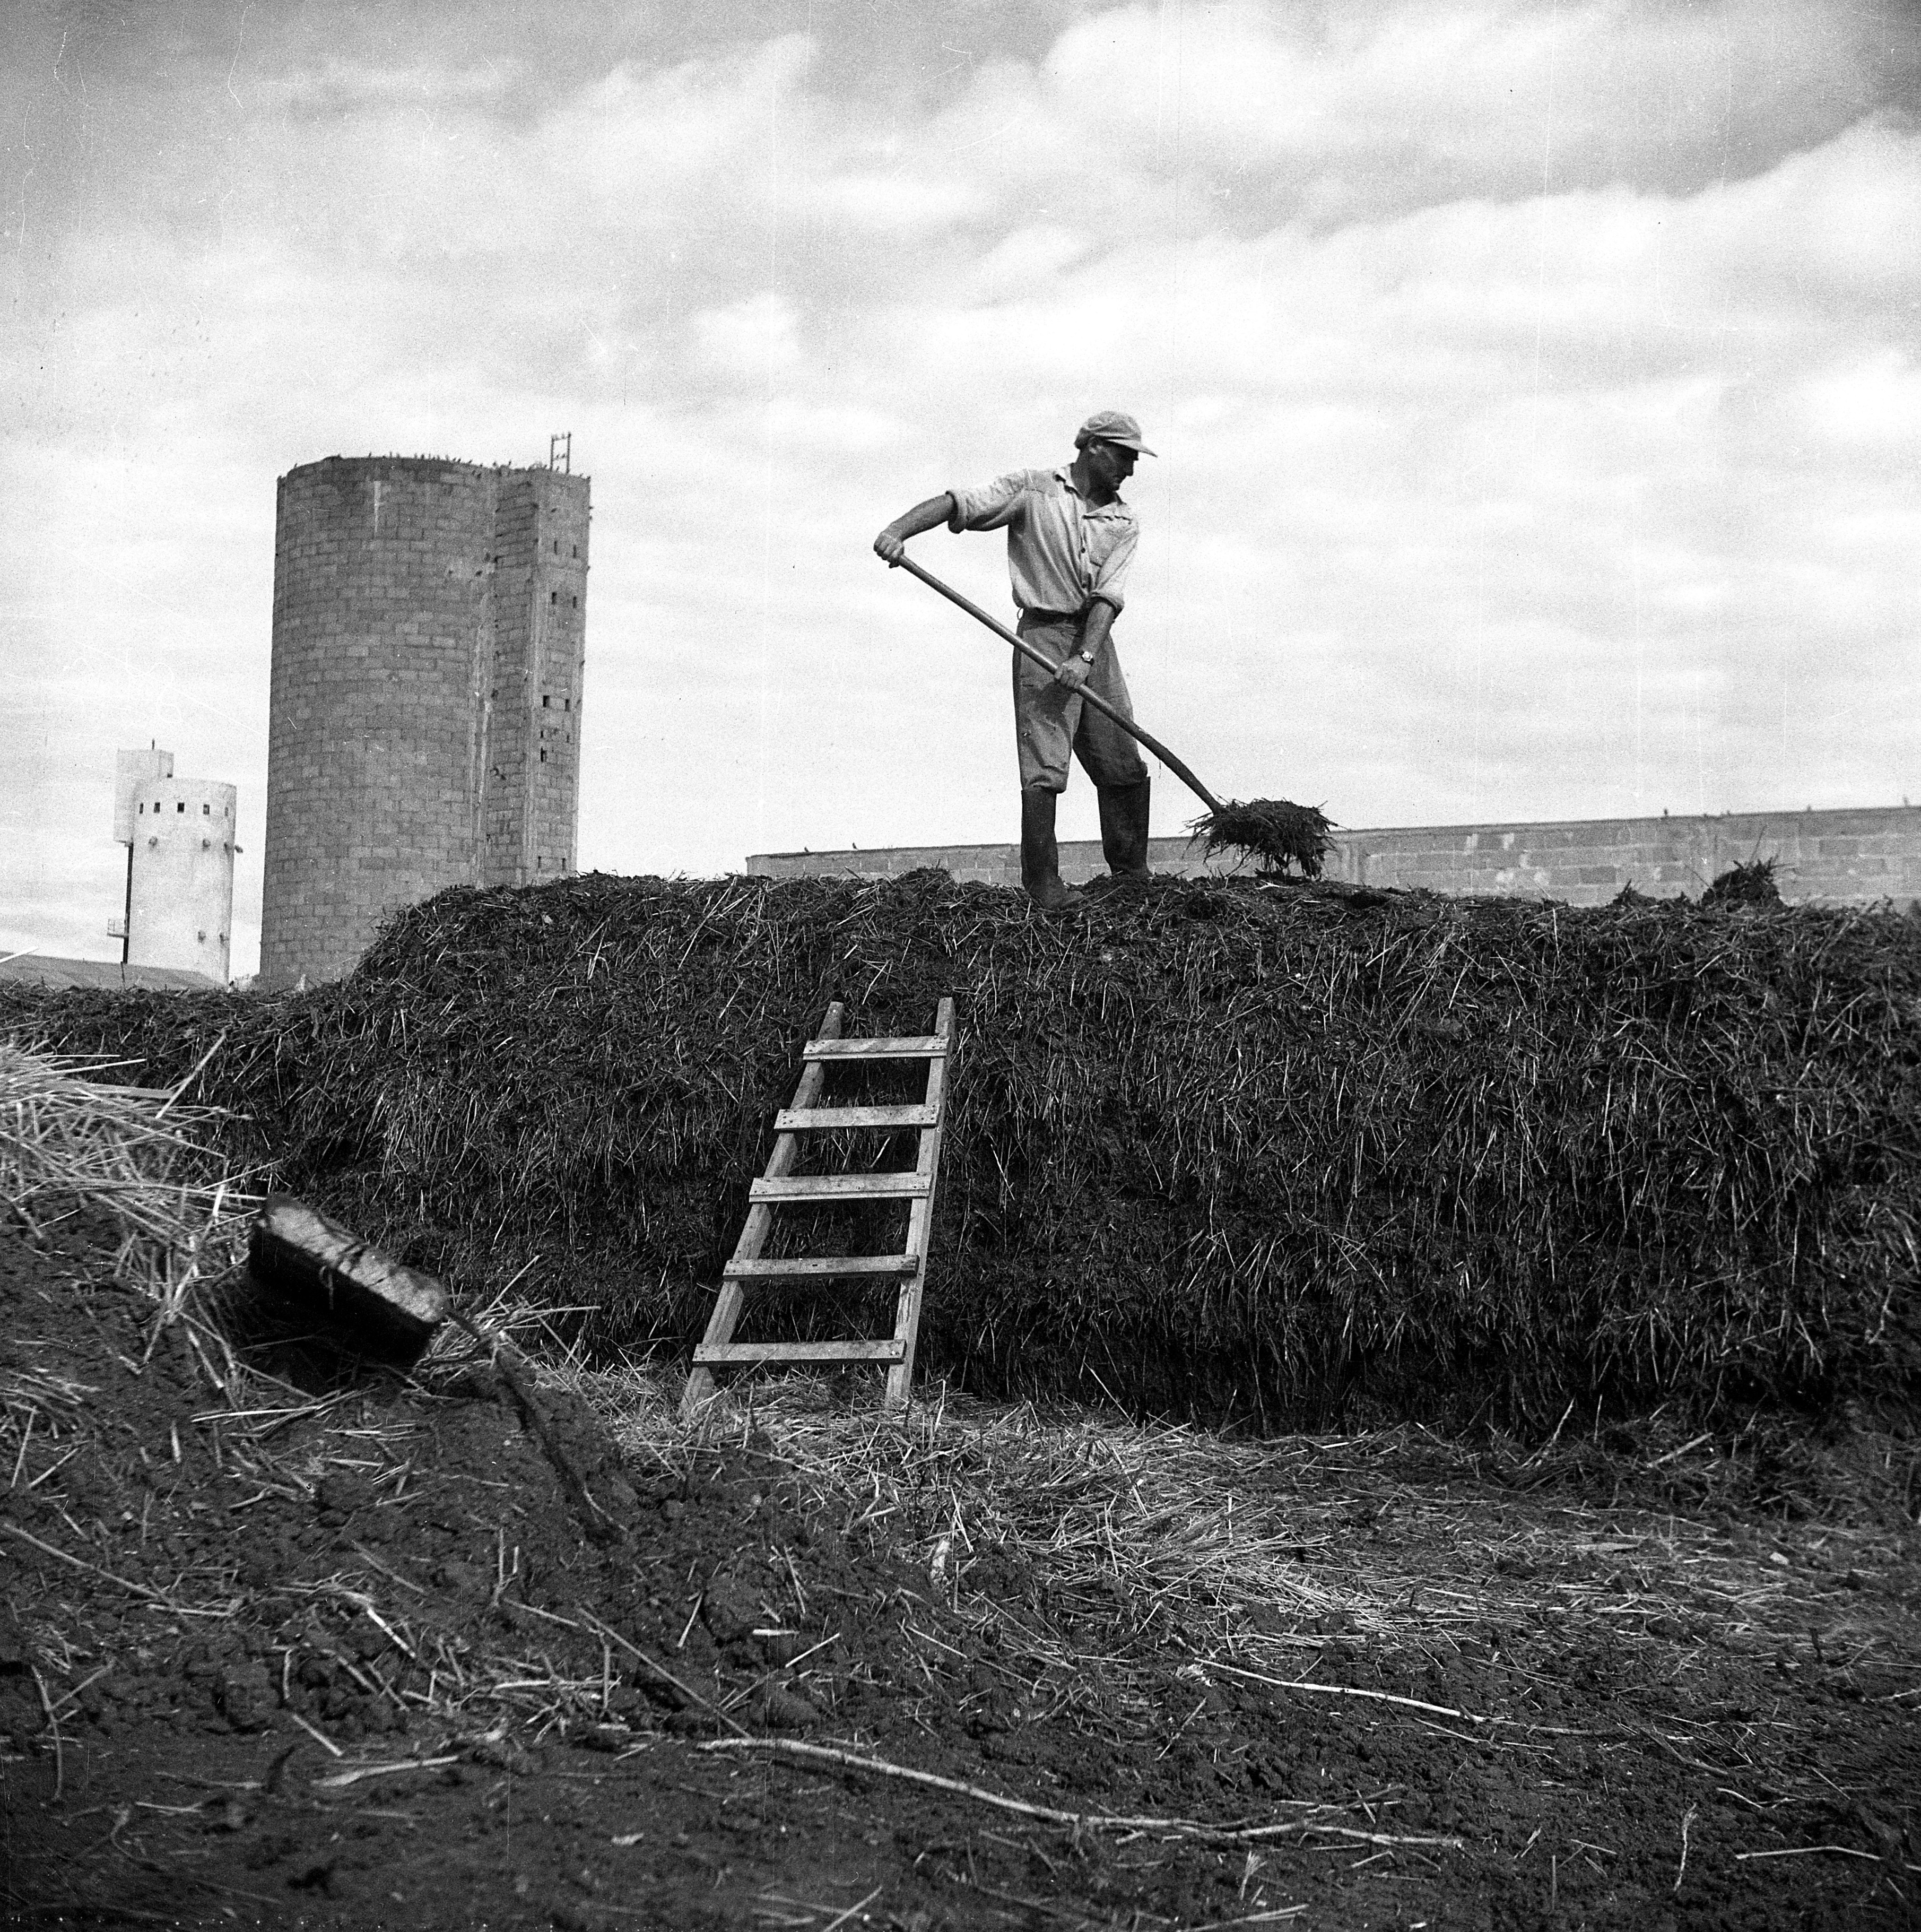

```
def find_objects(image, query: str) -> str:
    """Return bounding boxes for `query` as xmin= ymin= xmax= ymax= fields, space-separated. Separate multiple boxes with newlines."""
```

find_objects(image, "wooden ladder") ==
xmin=681 ymin=998 xmax=957 ymax=1418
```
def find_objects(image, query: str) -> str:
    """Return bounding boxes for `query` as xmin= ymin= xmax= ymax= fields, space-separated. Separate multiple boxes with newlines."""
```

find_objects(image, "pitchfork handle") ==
xmin=888 ymin=553 xmax=1224 ymax=816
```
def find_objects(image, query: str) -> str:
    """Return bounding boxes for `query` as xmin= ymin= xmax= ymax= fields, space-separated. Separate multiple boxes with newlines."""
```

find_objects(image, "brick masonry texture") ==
xmin=260 ymin=456 xmax=589 ymax=987
xmin=749 ymin=805 xmax=1921 ymax=908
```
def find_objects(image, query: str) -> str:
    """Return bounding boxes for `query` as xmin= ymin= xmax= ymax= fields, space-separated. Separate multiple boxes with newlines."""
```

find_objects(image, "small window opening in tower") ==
xmin=542 ymin=695 xmax=550 ymax=707
xmin=550 ymin=590 xmax=557 ymax=604
xmin=138 ymin=802 xmax=144 ymax=814
xmin=540 ymin=749 xmax=547 ymax=763
xmin=563 ymin=698 xmax=570 ymax=711
xmin=572 ymin=595 xmax=578 ymax=608
xmin=553 ymin=540 xmax=559 ymax=555
xmin=571 ymin=545 xmax=578 ymax=558
xmin=202 ymin=802 xmax=210 ymax=815
xmin=177 ymin=801 xmax=186 ymax=812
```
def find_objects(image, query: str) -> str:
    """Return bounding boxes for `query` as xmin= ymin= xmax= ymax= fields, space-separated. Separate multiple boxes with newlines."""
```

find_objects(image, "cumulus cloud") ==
xmin=1040 ymin=0 xmax=1910 ymax=215
xmin=2 ymin=0 xmax=1917 ymax=968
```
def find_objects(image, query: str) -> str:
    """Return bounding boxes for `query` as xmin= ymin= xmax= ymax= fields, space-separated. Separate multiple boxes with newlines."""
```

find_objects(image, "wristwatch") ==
xmin=1076 ymin=649 xmax=1096 ymax=664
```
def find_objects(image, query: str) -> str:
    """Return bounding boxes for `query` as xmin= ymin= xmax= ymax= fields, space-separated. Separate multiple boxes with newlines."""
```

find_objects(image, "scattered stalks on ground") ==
xmin=596 ymin=1367 xmax=1906 ymax=1710
xmin=0 ymin=1041 xmax=259 ymax=1352
xmin=5 ymin=1019 xmax=1915 ymax=1827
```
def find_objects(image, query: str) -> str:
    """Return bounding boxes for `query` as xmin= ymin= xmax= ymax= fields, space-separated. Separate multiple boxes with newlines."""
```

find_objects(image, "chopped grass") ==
xmin=1702 ymin=857 xmax=1785 ymax=908
xmin=0 ymin=1041 xmax=255 ymax=1326
xmin=1188 ymin=800 xmax=1335 ymax=876
xmin=3 ymin=871 xmax=1918 ymax=1432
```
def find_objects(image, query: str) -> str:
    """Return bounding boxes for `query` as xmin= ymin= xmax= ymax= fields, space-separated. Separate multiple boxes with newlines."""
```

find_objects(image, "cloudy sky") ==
xmin=3 ymin=0 xmax=1916 ymax=976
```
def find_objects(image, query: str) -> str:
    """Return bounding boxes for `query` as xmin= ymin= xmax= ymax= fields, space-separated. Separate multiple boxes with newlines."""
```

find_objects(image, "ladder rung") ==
xmin=693 ymin=1340 xmax=906 ymax=1366
xmin=751 ymin=1173 xmax=930 ymax=1202
xmin=724 ymin=1255 xmax=919 ymax=1282
xmin=775 ymin=1104 xmax=938 ymax=1132
xmin=803 ymin=1036 xmax=948 ymax=1060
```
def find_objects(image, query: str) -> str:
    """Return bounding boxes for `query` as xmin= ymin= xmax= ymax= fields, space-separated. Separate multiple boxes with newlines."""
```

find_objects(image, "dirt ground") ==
xmin=3 ymin=1221 xmax=1917 ymax=1931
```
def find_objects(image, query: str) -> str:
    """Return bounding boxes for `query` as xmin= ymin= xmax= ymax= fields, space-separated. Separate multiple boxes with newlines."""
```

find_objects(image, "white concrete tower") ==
xmin=111 ymin=748 xmax=172 ymax=963
xmin=117 ymin=755 xmax=238 ymax=983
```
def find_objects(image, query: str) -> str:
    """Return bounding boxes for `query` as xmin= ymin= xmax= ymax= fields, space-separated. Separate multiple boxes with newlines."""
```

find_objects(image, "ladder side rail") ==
xmin=763 ymin=1000 xmax=846 ymax=1185
xmin=885 ymin=997 xmax=958 ymax=1409
xmin=683 ymin=1002 xmax=845 ymax=1416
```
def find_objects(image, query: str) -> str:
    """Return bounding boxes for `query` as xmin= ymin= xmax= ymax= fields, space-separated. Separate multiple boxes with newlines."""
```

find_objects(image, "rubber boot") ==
xmin=1098 ymin=776 xmax=1154 ymax=879
xmin=1020 ymin=789 xmax=1084 ymax=912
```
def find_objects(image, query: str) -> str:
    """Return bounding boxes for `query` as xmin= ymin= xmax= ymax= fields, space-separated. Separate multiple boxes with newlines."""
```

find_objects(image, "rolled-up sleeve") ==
xmin=1085 ymin=517 xmax=1138 ymax=614
xmin=948 ymin=472 xmax=1031 ymax=533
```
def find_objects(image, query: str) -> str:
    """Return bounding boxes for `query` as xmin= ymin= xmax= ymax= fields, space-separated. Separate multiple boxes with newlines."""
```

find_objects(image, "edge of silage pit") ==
xmin=4 ymin=869 xmax=1919 ymax=1433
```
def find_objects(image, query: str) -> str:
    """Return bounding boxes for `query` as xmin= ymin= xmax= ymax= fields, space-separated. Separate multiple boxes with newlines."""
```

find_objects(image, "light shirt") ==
xmin=947 ymin=468 xmax=1140 ymax=617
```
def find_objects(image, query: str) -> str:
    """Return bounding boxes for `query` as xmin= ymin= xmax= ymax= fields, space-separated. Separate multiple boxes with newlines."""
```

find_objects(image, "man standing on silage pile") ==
xmin=873 ymin=411 xmax=1157 ymax=911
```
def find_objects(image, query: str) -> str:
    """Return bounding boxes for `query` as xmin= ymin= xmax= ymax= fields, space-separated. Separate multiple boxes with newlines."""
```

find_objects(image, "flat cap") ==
xmin=1074 ymin=410 xmax=1156 ymax=456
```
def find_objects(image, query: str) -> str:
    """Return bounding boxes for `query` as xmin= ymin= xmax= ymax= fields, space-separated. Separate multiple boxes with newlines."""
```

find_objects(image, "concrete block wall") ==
xmin=1332 ymin=807 xmax=1921 ymax=906
xmin=534 ymin=475 xmax=589 ymax=879
xmin=260 ymin=455 xmax=589 ymax=988
xmin=748 ymin=837 xmax=1246 ymax=889
xmin=484 ymin=470 xmax=588 ymax=887
xmin=748 ymin=805 xmax=1921 ymax=909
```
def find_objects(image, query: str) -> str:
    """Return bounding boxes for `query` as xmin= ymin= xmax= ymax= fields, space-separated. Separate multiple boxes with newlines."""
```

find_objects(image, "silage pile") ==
xmin=2 ymin=871 xmax=1917 ymax=1429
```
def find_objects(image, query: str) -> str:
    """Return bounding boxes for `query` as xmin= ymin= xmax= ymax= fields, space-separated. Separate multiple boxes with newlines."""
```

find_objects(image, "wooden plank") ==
xmin=750 ymin=1173 xmax=929 ymax=1201
xmin=726 ymin=1000 xmax=842 ymax=1262
xmin=692 ymin=1276 xmax=744 ymax=1352
xmin=694 ymin=1340 xmax=906 ymax=1365
xmin=724 ymin=1254 xmax=918 ymax=1281
xmin=886 ymin=997 xmax=957 ymax=1410
xmin=803 ymin=1036 xmax=947 ymax=1060
xmin=249 ymin=1195 xmax=448 ymax=1369
xmin=684 ymin=1004 xmax=844 ymax=1418
xmin=773 ymin=1103 xmax=937 ymax=1132
xmin=764 ymin=1005 xmax=841 ymax=1176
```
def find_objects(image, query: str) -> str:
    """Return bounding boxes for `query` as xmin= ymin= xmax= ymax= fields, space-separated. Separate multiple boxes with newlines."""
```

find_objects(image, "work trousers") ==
xmin=1012 ymin=612 xmax=1150 ymax=794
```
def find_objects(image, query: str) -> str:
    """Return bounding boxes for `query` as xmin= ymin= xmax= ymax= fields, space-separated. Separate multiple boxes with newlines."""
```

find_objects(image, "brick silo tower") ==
xmin=259 ymin=455 xmax=589 ymax=987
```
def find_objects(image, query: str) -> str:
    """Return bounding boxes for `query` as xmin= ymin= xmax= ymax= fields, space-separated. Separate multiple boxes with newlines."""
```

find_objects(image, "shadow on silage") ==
xmin=2 ymin=869 xmax=1918 ymax=1435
